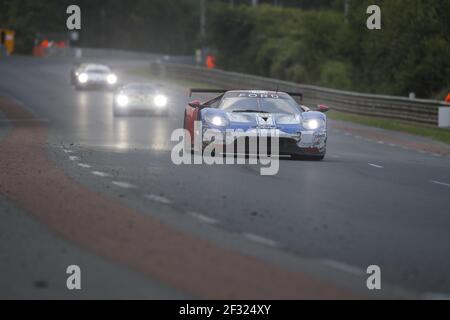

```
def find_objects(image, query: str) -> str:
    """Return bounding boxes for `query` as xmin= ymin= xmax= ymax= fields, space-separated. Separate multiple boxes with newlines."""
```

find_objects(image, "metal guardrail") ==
xmin=161 ymin=63 xmax=446 ymax=125
xmin=42 ymin=46 xmax=446 ymax=125
xmin=44 ymin=47 xmax=197 ymax=65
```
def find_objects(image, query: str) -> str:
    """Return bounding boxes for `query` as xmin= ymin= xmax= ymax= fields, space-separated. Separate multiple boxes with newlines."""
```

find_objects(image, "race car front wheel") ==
xmin=113 ymin=105 xmax=127 ymax=117
xmin=310 ymin=154 xmax=325 ymax=161
xmin=291 ymin=153 xmax=326 ymax=161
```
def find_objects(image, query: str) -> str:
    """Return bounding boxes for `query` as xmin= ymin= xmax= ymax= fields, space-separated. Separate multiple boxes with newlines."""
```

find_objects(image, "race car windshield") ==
xmin=220 ymin=96 xmax=301 ymax=115
xmin=123 ymin=84 xmax=155 ymax=93
xmin=85 ymin=66 xmax=110 ymax=74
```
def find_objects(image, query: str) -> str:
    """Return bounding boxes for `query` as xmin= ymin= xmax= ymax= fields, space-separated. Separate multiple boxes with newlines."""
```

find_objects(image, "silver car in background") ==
xmin=70 ymin=63 xmax=118 ymax=90
xmin=113 ymin=82 xmax=169 ymax=117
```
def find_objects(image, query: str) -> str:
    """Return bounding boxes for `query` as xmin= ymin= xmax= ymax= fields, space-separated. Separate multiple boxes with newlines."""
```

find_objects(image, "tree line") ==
xmin=208 ymin=0 xmax=449 ymax=98
xmin=0 ymin=0 xmax=448 ymax=98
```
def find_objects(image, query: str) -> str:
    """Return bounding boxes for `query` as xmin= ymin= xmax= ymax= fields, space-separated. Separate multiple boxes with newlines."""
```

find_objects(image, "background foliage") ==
xmin=208 ymin=0 xmax=450 ymax=98
xmin=0 ymin=0 xmax=448 ymax=98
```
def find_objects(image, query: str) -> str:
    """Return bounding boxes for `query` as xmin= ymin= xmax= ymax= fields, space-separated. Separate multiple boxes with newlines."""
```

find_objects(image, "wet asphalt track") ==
xmin=0 ymin=56 xmax=450 ymax=298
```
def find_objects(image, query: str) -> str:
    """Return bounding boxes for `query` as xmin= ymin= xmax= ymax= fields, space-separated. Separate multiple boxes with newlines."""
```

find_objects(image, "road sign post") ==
xmin=438 ymin=107 xmax=450 ymax=128
xmin=0 ymin=29 xmax=14 ymax=56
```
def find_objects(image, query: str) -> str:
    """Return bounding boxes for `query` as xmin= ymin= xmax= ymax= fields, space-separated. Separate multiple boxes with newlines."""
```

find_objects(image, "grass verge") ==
xmin=328 ymin=111 xmax=450 ymax=145
xmin=127 ymin=67 xmax=450 ymax=145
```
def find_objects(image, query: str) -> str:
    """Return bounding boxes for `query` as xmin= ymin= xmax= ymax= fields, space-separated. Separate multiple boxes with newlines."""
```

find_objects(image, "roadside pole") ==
xmin=200 ymin=0 xmax=206 ymax=64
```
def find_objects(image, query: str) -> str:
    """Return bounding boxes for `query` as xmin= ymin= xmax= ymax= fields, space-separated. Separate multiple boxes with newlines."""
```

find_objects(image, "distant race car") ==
xmin=113 ymin=82 xmax=169 ymax=116
xmin=70 ymin=63 xmax=118 ymax=90
xmin=184 ymin=89 xmax=329 ymax=160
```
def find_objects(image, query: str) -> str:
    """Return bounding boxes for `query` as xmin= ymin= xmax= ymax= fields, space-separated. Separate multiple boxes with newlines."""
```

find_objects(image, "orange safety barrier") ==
xmin=206 ymin=55 xmax=216 ymax=69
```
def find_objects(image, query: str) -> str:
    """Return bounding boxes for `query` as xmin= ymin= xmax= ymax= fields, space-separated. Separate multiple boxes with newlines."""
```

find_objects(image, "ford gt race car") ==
xmin=70 ymin=63 xmax=118 ymax=90
xmin=113 ymin=82 xmax=169 ymax=116
xmin=184 ymin=89 xmax=329 ymax=160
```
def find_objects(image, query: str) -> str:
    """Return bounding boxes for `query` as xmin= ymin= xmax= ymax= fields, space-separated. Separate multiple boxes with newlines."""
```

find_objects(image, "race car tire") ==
xmin=310 ymin=154 xmax=325 ymax=161
xmin=183 ymin=113 xmax=200 ymax=154
xmin=291 ymin=153 xmax=325 ymax=161
xmin=113 ymin=105 xmax=127 ymax=117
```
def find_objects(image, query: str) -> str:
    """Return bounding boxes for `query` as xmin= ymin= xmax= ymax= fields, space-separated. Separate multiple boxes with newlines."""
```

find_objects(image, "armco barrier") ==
xmin=44 ymin=47 xmax=196 ymax=65
xmin=161 ymin=63 xmax=446 ymax=125
xmin=42 ymin=46 xmax=446 ymax=125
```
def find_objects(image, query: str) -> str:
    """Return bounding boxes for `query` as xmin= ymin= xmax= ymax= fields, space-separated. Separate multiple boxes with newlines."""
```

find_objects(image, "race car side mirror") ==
xmin=188 ymin=100 xmax=201 ymax=108
xmin=317 ymin=104 xmax=329 ymax=113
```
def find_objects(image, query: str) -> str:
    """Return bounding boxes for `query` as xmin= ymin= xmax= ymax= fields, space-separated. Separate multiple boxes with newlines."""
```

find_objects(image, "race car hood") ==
xmin=201 ymin=108 xmax=326 ymax=133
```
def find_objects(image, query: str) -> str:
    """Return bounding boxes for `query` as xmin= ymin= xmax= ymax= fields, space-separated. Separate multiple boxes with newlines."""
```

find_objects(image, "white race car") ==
xmin=70 ymin=63 xmax=118 ymax=90
xmin=113 ymin=82 xmax=169 ymax=117
xmin=185 ymin=89 xmax=329 ymax=160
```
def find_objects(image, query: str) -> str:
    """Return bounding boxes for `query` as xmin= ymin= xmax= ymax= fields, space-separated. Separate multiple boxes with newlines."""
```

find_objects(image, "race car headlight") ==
xmin=204 ymin=114 xmax=229 ymax=127
xmin=116 ymin=94 xmax=129 ymax=107
xmin=78 ymin=73 xmax=88 ymax=83
xmin=107 ymin=74 xmax=118 ymax=85
xmin=277 ymin=114 xmax=301 ymax=125
xmin=153 ymin=94 xmax=168 ymax=108
xmin=302 ymin=118 xmax=324 ymax=130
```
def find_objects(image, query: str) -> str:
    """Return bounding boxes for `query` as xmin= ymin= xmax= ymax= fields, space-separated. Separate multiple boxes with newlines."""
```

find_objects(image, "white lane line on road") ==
xmin=77 ymin=163 xmax=92 ymax=169
xmin=188 ymin=212 xmax=219 ymax=225
xmin=243 ymin=233 xmax=279 ymax=247
xmin=431 ymin=180 xmax=450 ymax=188
xmin=320 ymin=259 xmax=364 ymax=276
xmin=401 ymin=146 xmax=410 ymax=150
xmin=0 ymin=118 xmax=49 ymax=123
xmin=145 ymin=194 xmax=172 ymax=205
xmin=355 ymin=135 xmax=362 ymax=139
xmin=377 ymin=140 xmax=385 ymax=145
xmin=69 ymin=156 xmax=80 ymax=161
xmin=112 ymin=181 xmax=137 ymax=189
xmin=63 ymin=149 xmax=74 ymax=154
xmin=388 ymin=143 xmax=397 ymax=147
xmin=91 ymin=171 xmax=111 ymax=177
xmin=368 ymin=163 xmax=383 ymax=169
xmin=432 ymin=153 xmax=442 ymax=157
